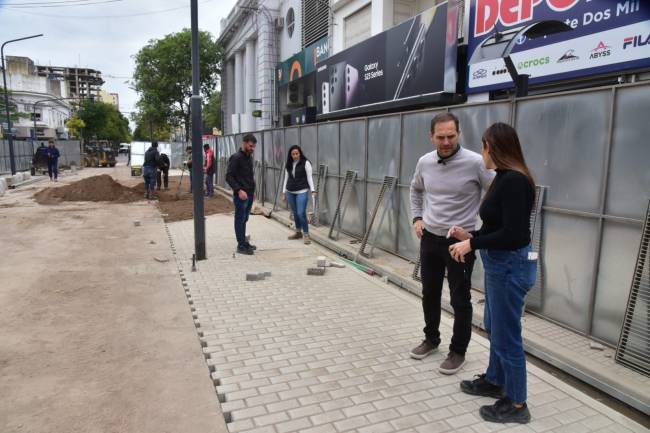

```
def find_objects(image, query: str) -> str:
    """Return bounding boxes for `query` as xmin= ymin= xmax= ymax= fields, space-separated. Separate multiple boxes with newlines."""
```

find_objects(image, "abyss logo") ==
xmin=590 ymin=41 xmax=611 ymax=59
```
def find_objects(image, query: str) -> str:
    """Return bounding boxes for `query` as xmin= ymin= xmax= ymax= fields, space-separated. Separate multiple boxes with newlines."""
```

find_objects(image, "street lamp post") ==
xmin=1 ymin=34 xmax=44 ymax=175
xmin=190 ymin=0 xmax=206 ymax=260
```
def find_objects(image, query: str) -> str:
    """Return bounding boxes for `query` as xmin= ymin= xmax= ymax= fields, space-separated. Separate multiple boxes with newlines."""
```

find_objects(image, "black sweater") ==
xmin=470 ymin=169 xmax=534 ymax=251
xmin=226 ymin=149 xmax=255 ymax=194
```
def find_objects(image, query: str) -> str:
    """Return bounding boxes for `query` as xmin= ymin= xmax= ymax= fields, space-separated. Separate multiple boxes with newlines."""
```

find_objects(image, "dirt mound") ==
xmin=34 ymin=174 xmax=143 ymax=204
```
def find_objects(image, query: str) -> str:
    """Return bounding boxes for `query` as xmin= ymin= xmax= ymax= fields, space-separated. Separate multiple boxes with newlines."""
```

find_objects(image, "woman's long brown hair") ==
xmin=482 ymin=122 xmax=535 ymax=190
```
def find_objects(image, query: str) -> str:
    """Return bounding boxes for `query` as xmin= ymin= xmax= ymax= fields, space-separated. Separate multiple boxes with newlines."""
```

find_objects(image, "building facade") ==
xmin=99 ymin=90 xmax=119 ymax=109
xmin=4 ymin=56 xmax=73 ymax=140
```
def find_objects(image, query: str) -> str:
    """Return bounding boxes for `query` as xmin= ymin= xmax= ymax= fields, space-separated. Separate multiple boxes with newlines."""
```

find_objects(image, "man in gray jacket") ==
xmin=410 ymin=113 xmax=494 ymax=374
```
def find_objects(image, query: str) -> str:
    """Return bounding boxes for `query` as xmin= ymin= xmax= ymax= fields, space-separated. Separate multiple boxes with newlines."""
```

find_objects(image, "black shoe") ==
xmin=460 ymin=374 xmax=505 ymax=399
xmin=244 ymin=243 xmax=257 ymax=250
xmin=236 ymin=245 xmax=254 ymax=255
xmin=479 ymin=397 xmax=531 ymax=424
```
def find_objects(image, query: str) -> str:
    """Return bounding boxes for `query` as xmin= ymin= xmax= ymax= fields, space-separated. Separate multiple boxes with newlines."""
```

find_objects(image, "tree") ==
xmin=0 ymin=87 xmax=30 ymax=124
xmin=203 ymin=91 xmax=222 ymax=135
xmin=132 ymin=29 xmax=222 ymax=142
xmin=77 ymin=100 xmax=131 ymax=144
xmin=65 ymin=116 xmax=86 ymax=138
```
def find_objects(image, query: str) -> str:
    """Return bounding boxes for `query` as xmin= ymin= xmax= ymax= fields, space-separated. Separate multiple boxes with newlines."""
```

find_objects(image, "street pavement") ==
xmin=167 ymin=212 xmax=648 ymax=433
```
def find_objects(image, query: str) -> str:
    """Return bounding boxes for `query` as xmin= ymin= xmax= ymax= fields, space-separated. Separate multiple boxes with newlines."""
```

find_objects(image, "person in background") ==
xmin=184 ymin=146 xmax=193 ymax=193
xmin=46 ymin=139 xmax=60 ymax=182
xmin=226 ymin=134 xmax=257 ymax=255
xmin=449 ymin=123 xmax=537 ymax=424
xmin=204 ymin=143 xmax=215 ymax=198
xmin=143 ymin=141 xmax=159 ymax=200
xmin=282 ymin=145 xmax=316 ymax=245
xmin=409 ymin=112 xmax=494 ymax=375
xmin=157 ymin=152 xmax=170 ymax=191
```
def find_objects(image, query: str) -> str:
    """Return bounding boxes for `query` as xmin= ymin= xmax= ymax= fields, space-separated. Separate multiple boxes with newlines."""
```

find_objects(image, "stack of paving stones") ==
xmin=165 ymin=216 xmax=646 ymax=433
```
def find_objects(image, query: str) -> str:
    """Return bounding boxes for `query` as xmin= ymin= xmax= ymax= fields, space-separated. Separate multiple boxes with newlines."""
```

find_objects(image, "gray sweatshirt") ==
xmin=410 ymin=147 xmax=495 ymax=237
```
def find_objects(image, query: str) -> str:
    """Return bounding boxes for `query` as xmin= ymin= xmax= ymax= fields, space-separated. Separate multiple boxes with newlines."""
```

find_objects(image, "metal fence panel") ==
xmin=593 ymin=221 xmax=642 ymax=343
xmin=515 ymin=91 xmax=612 ymax=213
xmin=450 ymin=103 xmax=511 ymax=153
xmin=397 ymin=186 xmax=418 ymax=260
xmin=399 ymin=110 xmax=445 ymax=184
xmin=340 ymin=120 xmax=366 ymax=236
xmin=300 ymin=126 xmax=318 ymax=167
xmin=606 ymin=86 xmax=650 ymax=220
xmin=317 ymin=124 xmax=340 ymax=226
xmin=368 ymin=116 xmax=400 ymax=180
xmin=541 ymin=213 xmax=601 ymax=333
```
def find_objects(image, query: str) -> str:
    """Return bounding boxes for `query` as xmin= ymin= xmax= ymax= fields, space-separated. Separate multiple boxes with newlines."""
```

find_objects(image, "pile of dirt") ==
xmin=141 ymin=176 xmax=233 ymax=222
xmin=34 ymin=174 xmax=143 ymax=205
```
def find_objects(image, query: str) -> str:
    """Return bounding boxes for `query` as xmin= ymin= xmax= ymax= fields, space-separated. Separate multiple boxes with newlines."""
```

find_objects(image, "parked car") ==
xmin=118 ymin=144 xmax=130 ymax=154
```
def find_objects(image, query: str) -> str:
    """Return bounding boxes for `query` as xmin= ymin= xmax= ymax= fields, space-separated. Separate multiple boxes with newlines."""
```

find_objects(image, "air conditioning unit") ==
xmin=274 ymin=17 xmax=284 ymax=29
xmin=287 ymin=81 xmax=303 ymax=106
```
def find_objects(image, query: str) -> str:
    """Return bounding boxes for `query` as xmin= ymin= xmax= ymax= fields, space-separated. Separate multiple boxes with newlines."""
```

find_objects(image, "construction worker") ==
xmin=157 ymin=153 xmax=170 ymax=190
xmin=46 ymin=139 xmax=60 ymax=182
xmin=143 ymin=141 xmax=159 ymax=200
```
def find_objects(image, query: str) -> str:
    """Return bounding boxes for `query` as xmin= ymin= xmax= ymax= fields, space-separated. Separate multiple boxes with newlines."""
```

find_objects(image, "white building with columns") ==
xmin=219 ymin=0 xmax=283 ymax=134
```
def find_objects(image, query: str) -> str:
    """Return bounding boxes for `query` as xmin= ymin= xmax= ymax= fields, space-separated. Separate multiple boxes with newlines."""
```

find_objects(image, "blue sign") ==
xmin=467 ymin=0 xmax=650 ymax=93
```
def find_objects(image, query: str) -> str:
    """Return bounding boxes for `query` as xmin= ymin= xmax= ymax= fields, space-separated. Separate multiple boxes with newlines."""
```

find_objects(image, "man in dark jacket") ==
xmin=46 ymin=139 xmax=60 ymax=181
xmin=226 ymin=133 xmax=257 ymax=255
xmin=143 ymin=141 xmax=160 ymax=199
xmin=157 ymin=152 xmax=170 ymax=190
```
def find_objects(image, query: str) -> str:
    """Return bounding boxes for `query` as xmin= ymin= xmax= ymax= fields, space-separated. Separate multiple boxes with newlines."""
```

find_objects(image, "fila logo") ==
xmin=623 ymin=34 xmax=650 ymax=50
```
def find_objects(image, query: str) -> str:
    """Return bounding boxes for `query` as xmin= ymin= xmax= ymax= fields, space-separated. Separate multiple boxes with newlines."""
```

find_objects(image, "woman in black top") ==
xmin=448 ymin=123 xmax=536 ymax=424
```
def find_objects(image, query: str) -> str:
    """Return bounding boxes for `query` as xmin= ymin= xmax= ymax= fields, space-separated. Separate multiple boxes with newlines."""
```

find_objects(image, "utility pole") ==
xmin=1 ymin=34 xmax=43 ymax=175
xmin=190 ymin=0 xmax=206 ymax=260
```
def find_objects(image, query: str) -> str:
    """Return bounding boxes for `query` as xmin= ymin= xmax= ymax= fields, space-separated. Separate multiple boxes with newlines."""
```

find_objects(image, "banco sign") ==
xmin=475 ymin=0 xmax=580 ymax=37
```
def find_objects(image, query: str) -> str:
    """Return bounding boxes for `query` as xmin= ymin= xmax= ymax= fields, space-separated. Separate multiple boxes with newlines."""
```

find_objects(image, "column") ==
xmin=372 ymin=0 xmax=394 ymax=35
xmin=244 ymin=39 xmax=257 ymax=117
xmin=234 ymin=50 xmax=245 ymax=114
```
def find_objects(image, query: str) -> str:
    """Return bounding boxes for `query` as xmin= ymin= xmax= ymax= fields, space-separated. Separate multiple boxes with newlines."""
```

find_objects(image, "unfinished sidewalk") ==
xmin=168 ymin=213 xmax=648 ymax=433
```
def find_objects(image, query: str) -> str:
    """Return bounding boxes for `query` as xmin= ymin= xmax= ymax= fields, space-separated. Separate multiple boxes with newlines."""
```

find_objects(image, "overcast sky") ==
xmin=0 ymin=0 xmax=237 ymax=127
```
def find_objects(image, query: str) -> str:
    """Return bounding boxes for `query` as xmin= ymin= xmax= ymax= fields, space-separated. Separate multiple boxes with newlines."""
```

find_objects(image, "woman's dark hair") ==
xmin=285 ymin=145 xmax=308 ymax=172
xmin=482 ymin=122 xmax=535 ymax=189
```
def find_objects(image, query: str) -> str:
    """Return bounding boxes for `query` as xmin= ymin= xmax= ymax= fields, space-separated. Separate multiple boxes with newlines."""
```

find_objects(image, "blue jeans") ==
xmin=143 ymin=166 xmax=157 ymax=191
xmin=481 ymin=245 xmax=537 ymax=404
xmin=205 ymin=172 xmax=214 ymax=197
xmin=286 ymin=191 xmax=309 ymax=234
xmin=233 ymin=192 xmax=254 ymax=247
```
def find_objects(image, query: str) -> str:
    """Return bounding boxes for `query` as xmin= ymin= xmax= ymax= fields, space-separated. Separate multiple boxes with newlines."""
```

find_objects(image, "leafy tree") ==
xmin=132 ymin=28 xmax=222 ymax=142
xmin=65 ymin=116 xmax=86 ymax=138
xmin=202 ymin=91 xmax=222 ymax=134
xmin=0 ymin=87 xmax=30 ymax=124
xmin=77 ymin=100 xmax=131 ymax=144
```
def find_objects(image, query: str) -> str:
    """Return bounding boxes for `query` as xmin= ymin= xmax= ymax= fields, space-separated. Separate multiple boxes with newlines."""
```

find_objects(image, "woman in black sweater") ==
xmin=448 ymin=123 xmax=536 ymax=424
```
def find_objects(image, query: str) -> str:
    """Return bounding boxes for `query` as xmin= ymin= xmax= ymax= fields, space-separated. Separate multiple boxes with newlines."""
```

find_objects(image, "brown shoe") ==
xmin=439 ymin=351 xmax=466 ymax=375
xmin=288 ymin=231 xmax=303 ymax=240
xmin=303 ymin=234 xmax=311 ymax=244
xmin=409 ymin=340 xmax=438 ymax=360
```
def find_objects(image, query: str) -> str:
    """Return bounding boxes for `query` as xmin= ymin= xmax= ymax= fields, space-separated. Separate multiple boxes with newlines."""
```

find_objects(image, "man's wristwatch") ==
xmin=412 ymin=217 xmax=422 ymax=224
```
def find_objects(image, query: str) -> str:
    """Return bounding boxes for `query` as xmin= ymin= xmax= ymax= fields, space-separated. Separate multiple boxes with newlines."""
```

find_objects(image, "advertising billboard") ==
xmin=467 ymin=0 xmax=650 ymax=93
xmin=316 ymin=2 xmax=458 ymax=117
xmin=277 ymin=36 xmax=330 ymax=87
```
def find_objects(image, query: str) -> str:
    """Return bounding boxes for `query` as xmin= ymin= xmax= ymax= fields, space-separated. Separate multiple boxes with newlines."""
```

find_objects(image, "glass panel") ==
xmin=368 ymin=116 xmax=400 ymax=180
xmin=515 ymin=91 xmax=611 ymax=212
xmin=539 ymin=213 xmax=600 ymax=333
xmin=592 ymin=221 xmax=642 ymax=344
xmin=400 ymin=110 xmax=445 ymax=184
xmin=606 ymin=86 xmax=650 ymax=220
xmin=450 ymin=103 xmax=511 ymax=154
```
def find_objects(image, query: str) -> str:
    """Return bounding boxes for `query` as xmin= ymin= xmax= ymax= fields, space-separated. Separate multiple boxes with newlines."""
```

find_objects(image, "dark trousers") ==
xmin=205 ymin=172 xmax=215 ymax=197
xmin=47 ymin=160 xmax=58 ymax=179
xmin=233 ymin=193 xmax=254 ymax=247
xmin=420 ymin=230 xmax=475 ymax=355
xmin=156 ymin=167 xmax=169 ymax=189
